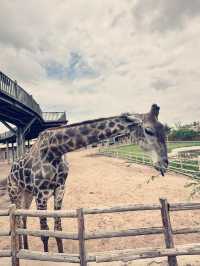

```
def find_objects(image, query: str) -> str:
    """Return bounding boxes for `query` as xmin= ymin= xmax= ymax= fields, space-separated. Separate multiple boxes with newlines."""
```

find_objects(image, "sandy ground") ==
xmin=0 ymin=149 xmax=200 ymax=265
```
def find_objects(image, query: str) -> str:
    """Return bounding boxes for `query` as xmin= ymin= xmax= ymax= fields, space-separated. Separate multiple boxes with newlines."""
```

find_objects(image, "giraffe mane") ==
xmin=46 ymin=115 xmax=120 ymax=131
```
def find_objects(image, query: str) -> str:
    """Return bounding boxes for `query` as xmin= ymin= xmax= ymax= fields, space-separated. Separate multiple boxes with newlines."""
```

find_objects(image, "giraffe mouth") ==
xmin=160 ymin=168 xmax=165 ymax=176
xmin=154 ymin=164 xmax=167 ymax=176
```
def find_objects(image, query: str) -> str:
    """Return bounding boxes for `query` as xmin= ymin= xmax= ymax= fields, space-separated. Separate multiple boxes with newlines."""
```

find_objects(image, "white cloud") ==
xmin=0 ymin=0 xmax=200 ymax=132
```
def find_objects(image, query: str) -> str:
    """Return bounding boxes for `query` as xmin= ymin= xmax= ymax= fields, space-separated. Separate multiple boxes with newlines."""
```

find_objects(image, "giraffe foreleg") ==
xmin=22 ymin=217 xmax=28 ymax=249
xmin=22 ymin=192 xmax=33 ymax=249
xmin=8 ymin=184 xmax=23 ymax=250
xmin=15 ymin=215 xmax=23 ymax=250
xmin=35 ymin=197 xmax=49 ymax=252
xmin=54 ymin=185 xmax=65 ymax=253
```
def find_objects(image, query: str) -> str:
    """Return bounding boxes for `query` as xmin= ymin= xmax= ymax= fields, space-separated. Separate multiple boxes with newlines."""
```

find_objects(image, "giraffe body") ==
xmin=7 ymin=104 xmax=168 ymax=252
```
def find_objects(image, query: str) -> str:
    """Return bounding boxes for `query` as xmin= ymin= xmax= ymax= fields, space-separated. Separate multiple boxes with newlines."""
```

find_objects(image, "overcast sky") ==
xmin=0 ymin=0 xmax=200 ymax=132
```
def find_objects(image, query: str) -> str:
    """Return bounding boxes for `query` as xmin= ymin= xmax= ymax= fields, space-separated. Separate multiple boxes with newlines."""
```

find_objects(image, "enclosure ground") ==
xmin=0 ymin=149 xmax=200 ymax=265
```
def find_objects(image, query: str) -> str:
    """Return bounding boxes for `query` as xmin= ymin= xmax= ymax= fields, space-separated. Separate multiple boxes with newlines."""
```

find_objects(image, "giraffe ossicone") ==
xmin=7 ymin=104 xmax=168 ymax=253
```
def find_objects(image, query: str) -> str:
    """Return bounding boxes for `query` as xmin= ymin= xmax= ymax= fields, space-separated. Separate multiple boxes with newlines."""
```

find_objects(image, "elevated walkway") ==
xmin=0 ymin=71 xmax=67 ymax=156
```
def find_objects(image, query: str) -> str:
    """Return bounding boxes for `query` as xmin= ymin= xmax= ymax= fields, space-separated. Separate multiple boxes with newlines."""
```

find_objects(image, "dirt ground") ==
xmin=0 ymin=149 xmax=200 ymax=265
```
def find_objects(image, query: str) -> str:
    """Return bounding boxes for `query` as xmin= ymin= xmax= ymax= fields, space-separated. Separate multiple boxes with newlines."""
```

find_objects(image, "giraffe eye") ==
xmin=145 ymin=128 xmax=155 ymax=136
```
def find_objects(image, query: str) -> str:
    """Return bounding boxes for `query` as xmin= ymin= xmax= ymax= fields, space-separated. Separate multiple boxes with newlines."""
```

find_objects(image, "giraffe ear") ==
xmin=121 ymin=113 xmax=142 ymax=125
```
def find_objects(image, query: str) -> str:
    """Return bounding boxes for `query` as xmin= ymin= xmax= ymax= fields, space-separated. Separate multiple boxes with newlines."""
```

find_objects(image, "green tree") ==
xmin=168 ymin=128 xmax=199 ymax=141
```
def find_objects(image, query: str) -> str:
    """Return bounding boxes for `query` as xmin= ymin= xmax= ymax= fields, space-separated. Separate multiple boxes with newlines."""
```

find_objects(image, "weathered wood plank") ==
xmin=82 ymin=204 xmax=161 ymax=214
xmin=95 ymin=243 xmax=200 ymax=262
xmin=4 ymin=201 xmax=200 ymax=218
xmin=85 ymin=227 xmax=163 ymax=240
xmin=14 ymin=209 xmax=77 ymax=218
xmin=0 ymin=249 xmax=11 ymax=257
xmin=0 ymin=230 xmax=10 ymax=236
xmin=160 ymin=198 xmax=178 ymax=266
xmin=16 ymin=228 xmax=78 ymax=240
xmin=174 ymin=227 xmax=200 ymax=235
xmin=83 ymin=202 xmax=200 ymax=214
xmin=0 ymin=209 xmax=9 ymax=216
xmin=77 ymin=208 xmax=87 ymax=266
xmin=15 ymin=226 xmax=200 ymax=241
xmin=17 ymin=249 xmax=80 ymax=263
xmin=170 ymin=203 xmax=200 ymax=211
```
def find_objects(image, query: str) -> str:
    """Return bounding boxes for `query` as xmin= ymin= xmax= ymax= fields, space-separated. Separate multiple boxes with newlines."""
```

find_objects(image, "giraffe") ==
xmin=7 ymin=104 xmax=168 ymax=253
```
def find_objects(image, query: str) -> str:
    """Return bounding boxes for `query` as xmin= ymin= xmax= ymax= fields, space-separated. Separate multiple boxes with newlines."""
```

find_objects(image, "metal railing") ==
xmin=42 ymin=112 xmax=66 ymax=122
xmin=0 ymin=71 xmax=42 ymax=116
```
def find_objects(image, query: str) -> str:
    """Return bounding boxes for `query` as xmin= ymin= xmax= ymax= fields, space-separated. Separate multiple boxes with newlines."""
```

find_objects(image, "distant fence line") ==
xmin=98 ymin=148 xmax=200 ymax=177
xmin=0 ymin=199 xmax=200 ymax=265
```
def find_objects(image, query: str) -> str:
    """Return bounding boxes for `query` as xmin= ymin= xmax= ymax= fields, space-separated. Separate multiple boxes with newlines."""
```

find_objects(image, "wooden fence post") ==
xmin=9 ymin=204 xmax=19 ymax=266
xmin=77 ymin=208 xmax=87 ymax=266
xmin=160 ymin=198 xmax=178 ymax=266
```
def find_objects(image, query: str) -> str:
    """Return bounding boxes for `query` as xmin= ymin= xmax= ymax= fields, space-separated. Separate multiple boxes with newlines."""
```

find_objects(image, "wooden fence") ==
xmin=0 ymin=199 xmax=200 ymax=266
xmin=98 ymin=148 xmax=200 ymax=177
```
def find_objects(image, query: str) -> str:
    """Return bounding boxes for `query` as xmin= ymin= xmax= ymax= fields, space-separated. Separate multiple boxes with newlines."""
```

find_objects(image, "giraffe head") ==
xmin=125 ymin=104 xmax=168 ymax=176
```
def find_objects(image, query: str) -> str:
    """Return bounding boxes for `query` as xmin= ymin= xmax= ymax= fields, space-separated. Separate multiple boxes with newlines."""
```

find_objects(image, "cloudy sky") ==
xmin=0 ymin=0 xmax=200 ymax=132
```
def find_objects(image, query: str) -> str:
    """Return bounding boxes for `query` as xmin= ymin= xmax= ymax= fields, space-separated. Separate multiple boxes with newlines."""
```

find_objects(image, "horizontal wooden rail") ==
xmin=82 ymin=204 xmax=161 ymax=214
xmin=14 ymin=209 xmax=77 ymax=218
xmin=174 ymin=227 xmax=200 ymax=235
xmin=16 ymin=226 xmax=200 ymax=240
xmin=17 ymin=249 xmax=80 ymax=263
xmin=95 ymin=243 xmax=200 ymax=262
xmin=0 ymin=249 xmax=11 ymax=257
xmin=11 ymin=202 xmax=200 ymax=218
xmin=16 ymin=228 xmax=78 ymax=240
xmin=86 ymin=226 xmax=200 ymax=240
xmin=0 ymin=210 xmax=9 ymax=216
xmin=85 ymin=227 xmax=163 ymax=240
xmin=84 ymin=202 xmax=200 ymax=214
xmin=0 ymin=230 xmax=10 ymax=236
xmin=170 ymin=202 xmax=200 ymax=211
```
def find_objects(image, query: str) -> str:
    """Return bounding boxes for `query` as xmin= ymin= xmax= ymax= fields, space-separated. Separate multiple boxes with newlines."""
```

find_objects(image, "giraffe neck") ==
xmin=47 ymin=115 xmax=140 ymax=155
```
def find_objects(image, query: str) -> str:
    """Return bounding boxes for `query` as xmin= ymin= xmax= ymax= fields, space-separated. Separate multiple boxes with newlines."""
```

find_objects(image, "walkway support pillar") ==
xmin=6 ymin=141 xmax=9 ymax=163
xmin=16 ymin=118 xmax=36 ymax=158
xmin=16 ymin=126 xmax=25 ymax=158
xmin=11 ymin=143 xmax=15 ymax=161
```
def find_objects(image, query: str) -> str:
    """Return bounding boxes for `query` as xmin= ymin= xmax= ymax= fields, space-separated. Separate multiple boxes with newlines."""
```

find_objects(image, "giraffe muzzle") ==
xmin=154 ymin=161 xmax=168 ymax=176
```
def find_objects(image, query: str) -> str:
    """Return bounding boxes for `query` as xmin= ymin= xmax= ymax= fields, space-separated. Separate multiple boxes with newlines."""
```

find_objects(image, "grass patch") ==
xmin=167 ymin=141 xmax=200 ymax=152
xmin=101 ymin=141 xmax=200 ymax=155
